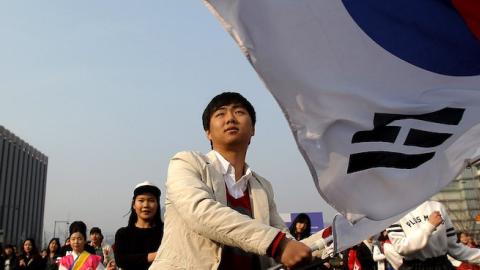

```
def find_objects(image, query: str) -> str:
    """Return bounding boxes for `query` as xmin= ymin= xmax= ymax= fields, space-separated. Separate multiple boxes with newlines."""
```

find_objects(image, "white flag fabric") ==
xmin=204 ymin=0 xmax=480 ymax=251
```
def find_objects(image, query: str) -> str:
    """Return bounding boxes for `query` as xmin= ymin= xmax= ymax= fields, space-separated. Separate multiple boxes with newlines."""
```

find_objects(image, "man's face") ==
xmin=206 ymin=104 xmax=255 ymax=150
xmin=90 ymin=232 xmax=102 ymax=245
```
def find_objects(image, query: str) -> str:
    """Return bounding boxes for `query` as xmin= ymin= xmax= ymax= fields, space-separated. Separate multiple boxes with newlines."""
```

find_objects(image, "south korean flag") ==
xmin=204 ymin=0 xmax=480 ymax=251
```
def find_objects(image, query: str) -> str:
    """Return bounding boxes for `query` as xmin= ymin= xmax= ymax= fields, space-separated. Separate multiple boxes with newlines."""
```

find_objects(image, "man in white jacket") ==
xmin=149 ymin=92 xmax=330 ymax=270
xmin=387 ymin=200 xmax=480 ymax=270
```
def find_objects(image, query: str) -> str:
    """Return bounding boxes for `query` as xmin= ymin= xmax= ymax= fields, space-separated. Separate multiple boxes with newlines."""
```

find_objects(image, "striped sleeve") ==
xmin=446 ymin=227 xmax=456 ymax=238
xmin=386 ymin=224 xmax=404 ymax=234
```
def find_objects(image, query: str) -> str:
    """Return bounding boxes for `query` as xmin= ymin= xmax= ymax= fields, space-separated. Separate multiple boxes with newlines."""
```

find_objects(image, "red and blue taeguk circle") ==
xmin=342 ymin=0 xmax=480 ymax=76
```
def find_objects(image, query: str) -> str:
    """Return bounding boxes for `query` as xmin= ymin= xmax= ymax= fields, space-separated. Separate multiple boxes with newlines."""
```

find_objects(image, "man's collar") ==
xmin=212 ymin=150 xmax=252 ymax=176
xmin=213 ymin=150 xmax=229 ymax=174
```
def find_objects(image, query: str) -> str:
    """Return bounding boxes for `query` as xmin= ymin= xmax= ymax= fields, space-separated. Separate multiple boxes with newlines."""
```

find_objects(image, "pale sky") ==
xmin=0 ymin=1 xmax=337 ymax=243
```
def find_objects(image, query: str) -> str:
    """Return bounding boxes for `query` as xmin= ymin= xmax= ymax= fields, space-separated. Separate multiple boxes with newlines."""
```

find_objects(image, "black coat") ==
xmin=356 ymin=242 xmax=376 ymax=270
xmin=1 ymin=254 xmax=18 ymax=270
xmin=16 ymin=254 xmax=44 ymax=270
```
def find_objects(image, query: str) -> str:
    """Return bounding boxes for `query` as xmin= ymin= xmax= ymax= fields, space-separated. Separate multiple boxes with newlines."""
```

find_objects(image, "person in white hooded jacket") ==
xmin=387 ymin=200 xmax=480 ymax=270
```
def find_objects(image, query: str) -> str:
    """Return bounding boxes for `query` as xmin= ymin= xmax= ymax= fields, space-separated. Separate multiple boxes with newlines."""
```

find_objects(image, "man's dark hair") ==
xmin=202 ymin=92 xmax=256 ymax=131
xmin=89 ymin=227 xmax=102 ymax=235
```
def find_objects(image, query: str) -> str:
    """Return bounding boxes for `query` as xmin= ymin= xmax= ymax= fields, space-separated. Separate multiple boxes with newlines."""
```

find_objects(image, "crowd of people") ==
xmin=1 ymin=92 xmax=480 ymax=270
xmin=2 ymin=212 xmax=480 ymax=270
xmin=0 ymin=180 xmax=163 ymax=270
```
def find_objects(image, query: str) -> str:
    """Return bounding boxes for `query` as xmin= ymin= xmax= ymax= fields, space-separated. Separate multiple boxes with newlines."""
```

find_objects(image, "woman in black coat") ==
xmin=17 ymin=239 xmax=44 ymax=270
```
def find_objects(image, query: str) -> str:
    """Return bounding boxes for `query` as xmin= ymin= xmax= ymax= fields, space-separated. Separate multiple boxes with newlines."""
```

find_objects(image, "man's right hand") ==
xmin=277 ymin=238 xmax=312 ymax=269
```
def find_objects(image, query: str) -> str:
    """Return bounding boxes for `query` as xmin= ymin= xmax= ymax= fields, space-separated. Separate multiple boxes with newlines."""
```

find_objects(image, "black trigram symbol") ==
xmin=347 ymin=107 xmax=465 ymax=174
